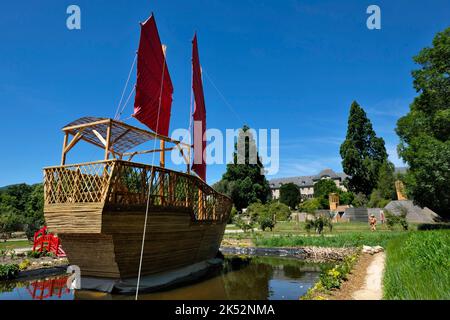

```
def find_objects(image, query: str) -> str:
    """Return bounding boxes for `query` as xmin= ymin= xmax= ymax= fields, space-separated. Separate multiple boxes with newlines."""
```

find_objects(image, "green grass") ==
xmin=383 ymin=230 xmax=450 ymax=300
xmin=225 ymin=221 xmax=416 ymax=236
xmin=253 ymin=231 xmax=403 ymax=248
xmin=0 ymin=240 xmax=32 ymax=250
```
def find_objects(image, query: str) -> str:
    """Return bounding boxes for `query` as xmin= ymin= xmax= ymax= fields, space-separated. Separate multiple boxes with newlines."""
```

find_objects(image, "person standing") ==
xmin=369 ymin=214 xmax=377 ymax=231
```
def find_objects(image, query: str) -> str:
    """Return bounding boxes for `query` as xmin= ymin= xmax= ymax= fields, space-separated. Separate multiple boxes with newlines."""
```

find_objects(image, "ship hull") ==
xmin=43 ymin=160 xmax=232 ymax=280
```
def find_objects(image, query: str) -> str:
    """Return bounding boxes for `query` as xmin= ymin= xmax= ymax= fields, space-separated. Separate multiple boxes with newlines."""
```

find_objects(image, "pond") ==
xmin=0 ymin=256 xmax=322 ymax=300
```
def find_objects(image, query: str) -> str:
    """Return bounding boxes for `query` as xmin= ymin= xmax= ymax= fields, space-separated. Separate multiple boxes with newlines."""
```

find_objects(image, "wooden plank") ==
xmin=92 ymin=129 xmax=107 ymax=146
xmin=61 ymin=132 xmax=69 ymax=165
xmin=104 ymin=120 xmax=111 ymax=160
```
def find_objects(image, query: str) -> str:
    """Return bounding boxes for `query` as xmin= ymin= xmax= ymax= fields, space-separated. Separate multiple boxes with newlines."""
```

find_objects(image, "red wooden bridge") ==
xmin=32 ymin=226 xmax=66 ymax=257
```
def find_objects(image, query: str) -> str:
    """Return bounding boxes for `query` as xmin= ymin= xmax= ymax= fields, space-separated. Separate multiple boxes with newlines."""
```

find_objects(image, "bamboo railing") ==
xmin=43 ymin=160 xmax=232 ymax=223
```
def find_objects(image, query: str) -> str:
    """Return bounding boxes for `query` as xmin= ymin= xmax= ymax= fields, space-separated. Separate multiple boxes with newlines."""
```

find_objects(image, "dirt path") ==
xmin=329 ymin=252 xmax=385 ymax=300
xmin=352 ymin=252 xmax=385 ymax=300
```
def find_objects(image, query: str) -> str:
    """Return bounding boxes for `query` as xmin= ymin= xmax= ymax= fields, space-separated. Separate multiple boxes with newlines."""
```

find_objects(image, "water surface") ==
xmin=0 ymin=256 xmax=320 ymax=300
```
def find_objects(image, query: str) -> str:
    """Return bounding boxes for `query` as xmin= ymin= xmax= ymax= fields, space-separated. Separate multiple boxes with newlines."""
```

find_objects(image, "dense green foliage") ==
xmin=213 ymin=126 xmax=271 ymax=211
xmin=368 ymin=161 xmax=397 ymax=208
xmin=0 ymin=184 xmax=44 ymax=239
xmin=340 ymin=101 xmax=388 ymax=196
xmin=0 ymin=263 xmax=19 ymax=280
xmin=396 ymin=27 xmax=450 ymax=218
xmin=313 ymin=179 xmax=339 ymax=209
xmin=299 ymin=198 xmax=321 ymax=213
xmin=384 ymin=230 xmax=450 ymax=299
xmin=319 ymin=254 xmax=358 ymax=291
xmin=254 ymin=232 xmax=401 ymax=248
xmin=268 ymin=202 xmax=291 ymax=221
xmin=244 ymin=201 xmax=291 ymax=231
xmin=279 ymin=183 xmax=300 ymax=209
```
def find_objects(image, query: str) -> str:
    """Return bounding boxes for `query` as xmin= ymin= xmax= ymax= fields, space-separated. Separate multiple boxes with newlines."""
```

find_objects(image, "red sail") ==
xmin=133 ymin=15 xmax=173 ymax=136
xmin=191 ymin=34 xmax=207 ymax=181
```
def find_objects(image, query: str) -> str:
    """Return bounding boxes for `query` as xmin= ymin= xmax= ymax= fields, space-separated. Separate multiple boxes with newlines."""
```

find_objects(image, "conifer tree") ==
xmin=340 ymin=101 xmax=388 ymax=195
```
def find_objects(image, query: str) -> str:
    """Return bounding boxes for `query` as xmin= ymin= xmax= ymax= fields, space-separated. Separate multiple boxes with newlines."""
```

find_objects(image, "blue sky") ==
xmin=0 ymin=0 xmax=449 ymax=187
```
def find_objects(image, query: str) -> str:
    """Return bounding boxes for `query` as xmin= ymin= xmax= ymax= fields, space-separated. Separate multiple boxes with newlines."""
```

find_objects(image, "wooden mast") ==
xmin=160 ymin=44 xmax=167 ymax=168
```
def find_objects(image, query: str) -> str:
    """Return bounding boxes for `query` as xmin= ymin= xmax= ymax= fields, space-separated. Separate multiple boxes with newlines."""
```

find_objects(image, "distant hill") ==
xmin=0 ymin=183 xmax=41 ymax=192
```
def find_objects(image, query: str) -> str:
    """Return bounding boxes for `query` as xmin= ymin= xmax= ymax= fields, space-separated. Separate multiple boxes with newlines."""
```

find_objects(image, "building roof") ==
xmin=269 ymin=168 xmax=347 ymax=188
xmin=270 ymin=167 xmax=407 ymax=190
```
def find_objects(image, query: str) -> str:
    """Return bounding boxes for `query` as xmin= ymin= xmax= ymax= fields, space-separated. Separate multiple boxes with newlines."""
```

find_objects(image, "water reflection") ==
xmin=78 ymin=256 xmax=320 ymax=300
xmin=0 ymin=256 xmax=320 ymax=300
xmin=0 ymin=275 xmax=73 ymax=300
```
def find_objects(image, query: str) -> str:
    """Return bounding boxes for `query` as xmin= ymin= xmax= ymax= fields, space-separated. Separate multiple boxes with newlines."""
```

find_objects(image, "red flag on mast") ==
xmin=133 ymin=14 xmax=173 ymax=136
xmin=191 ymin=34 xmax=206 ymax=181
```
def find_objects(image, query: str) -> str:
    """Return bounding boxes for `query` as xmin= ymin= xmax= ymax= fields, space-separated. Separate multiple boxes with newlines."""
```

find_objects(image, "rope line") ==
xmin=135 ymin=54 xmax=167 ymax=300
xmin=116 ymin=86 xmax=136 ymax=120
xmin=114 ymin=54 xmax=137 ymax=120
xmin=202 ymin=68 xmax=243 ymax=123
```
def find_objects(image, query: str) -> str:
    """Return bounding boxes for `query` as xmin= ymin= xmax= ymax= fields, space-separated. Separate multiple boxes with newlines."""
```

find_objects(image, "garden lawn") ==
xmin=0 ymin=240 xmax=32 ymax=250
xmin=383 ymin=230 xmax=450 ymax=300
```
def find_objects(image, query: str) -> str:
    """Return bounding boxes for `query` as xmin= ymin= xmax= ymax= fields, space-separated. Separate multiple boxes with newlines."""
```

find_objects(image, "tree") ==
xmin=339 ymin=191 xmax=354 ymax=205
xmin=352 ymin=192 xmax=368 ymax=207
xmin=299 ymin=198 xmax=321 ymax=213
xmin=0 ymin=183 xmax=45 ymax=236
xmin=313 ymin=179 xmax=339 ymax=209
xmin=268 ymin=202 xmax=291 ymax=221
xmin=279 ymin=183 xmax=300 ymax=209
xmin=340 ymin=101 xmax=388 ymax=196
xmin=396 ymin=27 xmax=450 ymax=218
xmin=215 ymin=126 xmax=271 ymax=211
xmin=368 ymin=161 xmax=397 ymax=208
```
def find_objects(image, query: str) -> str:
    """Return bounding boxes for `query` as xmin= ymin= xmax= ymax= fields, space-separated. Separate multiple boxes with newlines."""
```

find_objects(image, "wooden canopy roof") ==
xmin=61 ymin=117 xmax=190 ymax=163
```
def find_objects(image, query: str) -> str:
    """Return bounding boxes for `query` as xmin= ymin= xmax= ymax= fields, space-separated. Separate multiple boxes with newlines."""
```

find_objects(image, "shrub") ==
xmin=299 ymin=198 xmax=321 ymax=213
xmin=385 ymin=209 xmax=408 ymax=231
xmin=19 ymin=259 xmax=31 ymax=271
xmin=302 ymin=253 xmax=359 ymax=299
xmin=228 ymin=206 xmax=238 ymax=224
xmin=305 ymin=215 xmax=333 ymax=235
xmin=232 ymin=215 xmax=254 ymax=233
xmin=268 ymin=202 xmax=291 ymax=221
xmin=0 ymin=263 xmax=19 ymax=280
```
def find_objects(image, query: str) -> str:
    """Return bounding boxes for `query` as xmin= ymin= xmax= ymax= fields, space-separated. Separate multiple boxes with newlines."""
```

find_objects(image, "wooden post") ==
xmin=105 ymin=120 xmax=112 ymax=160
xmin=160 ymin=140 xmax=165 ymax=167
xmin=61 ymin=132 xmax=69 ymax=165
xmin=187 ymin=145 xmax=191 ymax=174
xmin=198 ymin=189 xmax=204 ymax=220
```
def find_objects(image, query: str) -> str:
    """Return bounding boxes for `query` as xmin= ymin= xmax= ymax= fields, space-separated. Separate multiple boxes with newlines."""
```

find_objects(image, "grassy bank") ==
xmin=383 ymin=230 xmax=450 ymax=300
xmin=253 ymin=232 xmax=403 ymax=248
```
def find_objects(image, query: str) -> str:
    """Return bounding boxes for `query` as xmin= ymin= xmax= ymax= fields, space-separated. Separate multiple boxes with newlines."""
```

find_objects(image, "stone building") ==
xmin=269 ymin=168 xmax=348 ymax=200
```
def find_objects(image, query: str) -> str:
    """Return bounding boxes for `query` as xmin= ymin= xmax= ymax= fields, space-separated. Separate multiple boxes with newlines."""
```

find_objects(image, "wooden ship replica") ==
xmin=42 ymin=14 xmax=232 ymax=285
